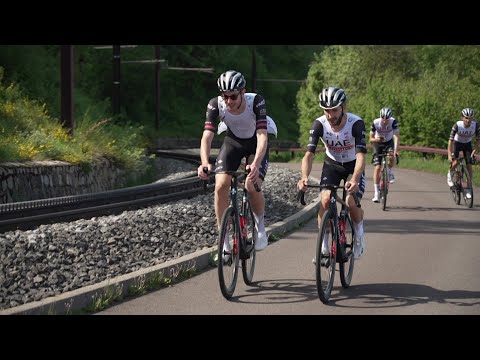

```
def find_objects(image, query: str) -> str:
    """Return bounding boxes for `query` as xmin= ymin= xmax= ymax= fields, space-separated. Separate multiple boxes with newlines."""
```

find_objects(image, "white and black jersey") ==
xmin=204 ymin=93 xmax=267 ymax=139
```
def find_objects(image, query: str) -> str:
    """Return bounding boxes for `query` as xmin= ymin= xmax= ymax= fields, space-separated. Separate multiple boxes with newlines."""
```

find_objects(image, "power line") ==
xmin=256 ymin=78 xmax=305 ymax=83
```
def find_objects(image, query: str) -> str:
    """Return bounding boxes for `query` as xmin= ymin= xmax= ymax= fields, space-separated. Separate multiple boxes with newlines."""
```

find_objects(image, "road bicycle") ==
xmin=376 ymin=148 xmax=399 ymax=211
xmin=450 ymin=154 xmax=476 ymax=209
xmin=205 ymin=162 xmax=261 ymax=299
xmin=299 ymin=181 xmax=358 ymax=304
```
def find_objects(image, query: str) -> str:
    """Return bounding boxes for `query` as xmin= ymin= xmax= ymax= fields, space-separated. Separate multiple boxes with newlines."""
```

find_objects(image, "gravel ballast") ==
xmin=0 ymin=160 xmax=317 ymax=310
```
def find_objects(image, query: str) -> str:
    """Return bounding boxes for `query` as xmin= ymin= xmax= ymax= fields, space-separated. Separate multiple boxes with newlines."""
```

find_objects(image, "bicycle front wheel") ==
xmin=453 ymin=170 xmax=462 ymax=205
xmin=241 ymin=201 xmax=256 ymax=285
xmin=316 ymin=209 xmax=336 ymax=304
xmin=461 ymin=167 xmax=474 ymax=208
xmin=382 ymin=165 xmax=388 ymax=211
xmin=339 ymin=215 xmax=355 ymax=288
xmin=218 ymin=207 xmax=240 ymax=299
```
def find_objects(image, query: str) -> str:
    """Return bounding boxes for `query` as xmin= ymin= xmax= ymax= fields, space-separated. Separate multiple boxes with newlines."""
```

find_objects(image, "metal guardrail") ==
xmin=269 ymin=145 xmax=448 ymax=157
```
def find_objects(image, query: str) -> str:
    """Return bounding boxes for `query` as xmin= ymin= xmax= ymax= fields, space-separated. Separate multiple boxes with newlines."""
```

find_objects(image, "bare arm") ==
xmin=370 ymin=132 xmax=383 ymax=143
xmin=393 ymin=132 xmax=400 ymax=155
xmin=447 ymin=139 xmax=454 ymax=162
xmin=246 ymin=129 xmax=268 ymax=181
xmin=297 ymin=151 xmax=315 ymax=191
xmin=198 ymin=130 xmax=214 ymax=179
xmin=252 ymin=129 xmax=268 ymax=168
xmin=351 ymin=152 xmax=366 ymax=185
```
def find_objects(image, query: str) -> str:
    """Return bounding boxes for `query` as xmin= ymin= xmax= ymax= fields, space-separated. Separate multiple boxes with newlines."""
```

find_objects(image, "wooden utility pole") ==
xmin=60 ymin=45 xmax=74 ymax=136
xmin=251 ymin=47 xmax=257 ymax=93
xmin=154 ymin=45 xmax=161 ymax=129
xmin=112 ymin=45 xmax=121 ymax=116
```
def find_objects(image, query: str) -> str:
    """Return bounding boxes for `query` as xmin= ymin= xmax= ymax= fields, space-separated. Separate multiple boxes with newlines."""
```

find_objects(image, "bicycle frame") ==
xmin=214 ymin=159 xmax=259 ymax=299
xmin=228 ymin=174 xmax=254 ymax=260
xmin=298 ymin=181 xmax=357 ymax=303
xmin=450 ymin=156 xmax=474 ymax=208
xmin=378 ymin=148 xmax=397 ymax=210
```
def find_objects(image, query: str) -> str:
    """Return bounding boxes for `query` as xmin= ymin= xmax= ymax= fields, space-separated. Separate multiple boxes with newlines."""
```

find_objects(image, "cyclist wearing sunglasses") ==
xmin=197 ymin=70 xmax=270 ymax=251
xmin=369 ymin=107 xmax=400 ymax=202
xmin=297 ymin=86 xmax=367 ymax=260
xmin=447 ymin=108 xmax=480 ymax=199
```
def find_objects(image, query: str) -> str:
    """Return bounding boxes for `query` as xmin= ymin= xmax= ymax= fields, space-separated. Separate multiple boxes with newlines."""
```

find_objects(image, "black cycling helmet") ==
xmin=380 ymin=107 xmax=393 ymax=119
xmin=217 ymin=70 xmax=246 ymax=92
xmin=319 ymin=86 xmax=347 ymax=109
xmin=462 ymin=108 xmax=475 ymax=118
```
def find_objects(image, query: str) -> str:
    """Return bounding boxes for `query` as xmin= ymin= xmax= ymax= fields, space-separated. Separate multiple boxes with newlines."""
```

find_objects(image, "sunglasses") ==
xmin=222 ymin=92 xmax=240 ymax=101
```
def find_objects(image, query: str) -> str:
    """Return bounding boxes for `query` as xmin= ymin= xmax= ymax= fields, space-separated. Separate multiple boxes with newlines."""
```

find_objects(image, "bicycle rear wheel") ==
xmin=218 ymin=207 xmax=240 ymax=299
xmin=339 ymin=215 xmax=355 ymax=288
xmin=316 ymin=209 xmax=336 ymax=304
xmin=381 ymin=165 xmax=389 ymax=211
xmin=241 ymin=200 xmax=256 ymax=285
xmin=460 ymin=167 xmax=474 ymax=208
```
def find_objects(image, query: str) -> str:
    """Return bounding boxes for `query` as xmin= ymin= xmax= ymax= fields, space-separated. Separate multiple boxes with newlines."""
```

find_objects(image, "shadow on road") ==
xmin=227 ymin=279 xmax=480 ymax=312
xmin=328 ymin=282 xmax=480 ymax=309
xmin=228 ymin=279 xmax=318 ymax=304
xmin=365 ymin=218 xmax=480 ymax=235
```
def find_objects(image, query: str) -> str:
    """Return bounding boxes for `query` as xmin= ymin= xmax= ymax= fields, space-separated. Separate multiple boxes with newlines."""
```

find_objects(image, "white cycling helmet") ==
xmin=319 ymin=86 xmax=346 ymax=109
xmin=217 ymin=116 xmax=278 ymax=137
xmin=462 ymin=108 xmax=475 ymax=118
xmin=380 ymin=107 xmax=393 ymax=119
xmin=217 ymin=70 xmax=246 ymax=92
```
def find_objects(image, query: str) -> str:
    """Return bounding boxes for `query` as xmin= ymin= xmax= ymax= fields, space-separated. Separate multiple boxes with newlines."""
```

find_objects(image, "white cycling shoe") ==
xmin=255 ymin=231 xmax=268 ymax=251
xmin=354 ymin=232 xmax=365 ymax=260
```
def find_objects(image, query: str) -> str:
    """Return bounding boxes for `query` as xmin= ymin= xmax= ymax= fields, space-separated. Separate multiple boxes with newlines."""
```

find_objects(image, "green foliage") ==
xmin=0 ymin=45 xmax=322 ymax=158
xmin=297 ymin=45 xmax=480 ymax=150
xmin=0 ymin=68 xmax=149 ymax=178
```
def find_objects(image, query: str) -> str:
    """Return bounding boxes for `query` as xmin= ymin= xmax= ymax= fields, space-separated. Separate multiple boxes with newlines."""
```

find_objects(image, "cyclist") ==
xmin=369 ymin=107 xmax=400 ymax=203
xmin=297 ymin=86 xmax=367 ymax=260
xmin=197 ymin=70 xmax=270 ymax=253
xmin=447 ymin=107 xmax=480 ymax=199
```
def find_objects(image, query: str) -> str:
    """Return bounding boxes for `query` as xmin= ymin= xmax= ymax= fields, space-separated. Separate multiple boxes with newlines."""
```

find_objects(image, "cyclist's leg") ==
xmin=311 ymin=161 xmax=342 ymax=264
xmin=463 ymin=144 xmax=474 ymax=188
xmin=245 ymin=141 xmax=269 ymax=250
xmin=214 ymin=138 xmax=243 ymax=228
xmin=451 ymin=141 xmax=461 ymax=174
xmin=319 ymin=160 xmax=343 ymax=222
xmin=371 ymin=147 xmax=381 ymax=201
xmin=347 ymin=172 xmax=365 ymax=259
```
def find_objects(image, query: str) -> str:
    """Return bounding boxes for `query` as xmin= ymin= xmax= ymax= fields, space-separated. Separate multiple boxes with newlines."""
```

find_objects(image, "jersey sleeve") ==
xmin=392 ymin=118 xmax=399 ymax=133
xmin=253 ymin=94 xmax=267 ymax=131
xmin=352 ymin=119 xmax=367 ymax=154
xmin=449 ymin=123 xmax=459 ymax=141
xmin=204 ymin=97 xmax=219 ymax=133
xmin=306 ymin=120 xmax=323 ymax=153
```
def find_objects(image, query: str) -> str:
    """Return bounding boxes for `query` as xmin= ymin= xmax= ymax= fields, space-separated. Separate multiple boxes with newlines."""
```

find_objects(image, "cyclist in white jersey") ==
xmin=297 ymin=86 xmax=367 ymax=260
xmin=446 ymin=108 xmax=480 ymax=198
xmin=370 ymin=107 xmax=400 ymax=202
xmin=197 ymin=70 xmax=269 ymax=252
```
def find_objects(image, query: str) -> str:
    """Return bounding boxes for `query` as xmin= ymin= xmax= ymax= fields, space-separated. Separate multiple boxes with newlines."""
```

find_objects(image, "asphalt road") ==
xmin=98 ymin=163 xmax=480 ymax=315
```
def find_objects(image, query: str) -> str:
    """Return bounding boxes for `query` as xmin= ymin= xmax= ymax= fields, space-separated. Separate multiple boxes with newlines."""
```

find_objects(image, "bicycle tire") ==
xmin=218 ymin=206 xmax=240 ymax=299
xmin=339 ymin=214 xmax=355 ymax=288
xmin=454 ymin=170 xmax=462 ymax=205
xmin=461 ymin=166 xmax=474 ymax=208
xmin=241 ymin=196 xmax=256 ymax=285
xmin=316 ymin=209 xmax=336 ymax=304
xmin=382 ymin=164 xmax=389 ymax=211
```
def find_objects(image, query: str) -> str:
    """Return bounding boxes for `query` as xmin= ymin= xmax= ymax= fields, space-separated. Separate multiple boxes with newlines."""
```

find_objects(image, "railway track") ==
xmin=0 ymin=151 xmax=215 ymax=233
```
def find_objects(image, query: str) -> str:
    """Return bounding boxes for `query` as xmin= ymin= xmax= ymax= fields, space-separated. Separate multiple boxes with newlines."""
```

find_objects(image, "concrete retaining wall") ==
xmin=0 ymin=159 xmax=126 ymax=204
